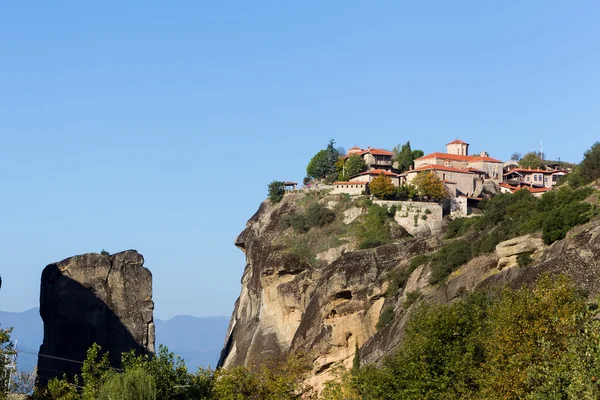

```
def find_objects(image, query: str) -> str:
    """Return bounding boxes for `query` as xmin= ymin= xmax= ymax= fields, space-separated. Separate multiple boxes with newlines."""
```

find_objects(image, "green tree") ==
xmin=306 ymin=139 xmax=341 ymax=180
xmin=352 ymin=342 xmax=361 ymax=374
xmin=392 ymin=142 xmax=424 ymax=172
xmin=345 ymin=154 xmax=366 ymax=178
xmin=267 ymin=181 xmax=285 ymax=203
xmin=121 ymin=345 xmax=207 ymax=400
xmin=212 ymin=352 xmax=312 ymax=400
xmin=412 ymin=171 xmax=446 ymax=201
xmin=510 ymin=152 xmax=521 ymax=161
xmin=80 ymin=343 xmax=111 ymax=400
xmin=369 ymin=173 xmax=396 ymax=199
xmin=579 ymin=141 xmax=600 ymax=183
xmin=519 ymin=151 xmax=544 ymax=169
xmin=99 ymin=368 xmax=157 ymax=400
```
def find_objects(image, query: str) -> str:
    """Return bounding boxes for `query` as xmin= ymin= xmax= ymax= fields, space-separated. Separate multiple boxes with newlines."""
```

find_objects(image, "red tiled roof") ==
xmin=334 ymin=181 xmax=368 ymax=185
xmin=416 ymin=152 xmax=503 ymax=163
xmin=526 ymin=187 xmax=551 ymax=193
xmin=357 ymin=169 xmax=399 ymax=177
xmin=413 ymin=164 xmax=474 ymax=174
xmin=344 ymin=147 xmax=394 ymax=158
xmin=464 ymin=167 xmax=485 ymax=173
xmin=507 ymin=168 xmax=553 ymax=174
xmin=447 ymin=139 xmax=469 ymax=145
xmin=443 ymin=180 xmax=457 ymax=184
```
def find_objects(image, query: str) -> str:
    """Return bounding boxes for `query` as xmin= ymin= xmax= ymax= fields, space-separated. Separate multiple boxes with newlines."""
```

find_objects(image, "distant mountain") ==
xmin=0 ymin=308 xmax=229 ymax=372
xmin=155 ymin=315 xmax=229 ymax=370
xmin=0 ymin=308 xmax=42 ymax=371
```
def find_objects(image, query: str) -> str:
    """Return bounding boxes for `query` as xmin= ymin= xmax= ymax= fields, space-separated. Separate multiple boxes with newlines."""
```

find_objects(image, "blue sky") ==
xmin=0 ymin=1 xmax=598 ymax=319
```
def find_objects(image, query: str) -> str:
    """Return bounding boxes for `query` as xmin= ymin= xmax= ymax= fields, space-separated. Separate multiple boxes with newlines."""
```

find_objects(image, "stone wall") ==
xmin=373 ymin=200 xmax=444 ymax=236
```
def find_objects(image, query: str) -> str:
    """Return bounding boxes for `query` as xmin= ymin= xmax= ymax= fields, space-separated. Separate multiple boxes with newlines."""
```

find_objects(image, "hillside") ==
xmin=219 ymin=181 xmax=600 ymax=390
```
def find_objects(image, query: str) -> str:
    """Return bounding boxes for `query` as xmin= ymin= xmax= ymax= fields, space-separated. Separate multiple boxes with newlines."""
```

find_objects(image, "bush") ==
xmin=516 ymin=252 xmax=533 ymax=267
xmin=356 ymin=205 xmax=392 ymax=249
xmin=429 ymin=240 xmax=472 ymax=284
xmin=376 ymin=307 xmax=395 ymax=330
xmin=412 ymin=171 xmax=446 ymax=201
xmin=268 ymin=181 xmax=285 ymax=203
xmin=403 ymin=290 xmax=421 ymax=308
xmin=282 ymin=203 xmax=336 ymax=233
xmin=580 ymin=141 xmax=600 ymax=183
xmin=99 ymin=368 xmax=157 ymax=400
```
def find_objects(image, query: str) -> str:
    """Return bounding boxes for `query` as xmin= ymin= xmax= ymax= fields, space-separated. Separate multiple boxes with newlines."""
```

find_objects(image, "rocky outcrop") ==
xmin=218 ymin=194 xmax=441 ymax=389
xmin=38 ymin=250 xmax=154 ymax=387
xmin=220 ymin=192 xmax=600 ymax=391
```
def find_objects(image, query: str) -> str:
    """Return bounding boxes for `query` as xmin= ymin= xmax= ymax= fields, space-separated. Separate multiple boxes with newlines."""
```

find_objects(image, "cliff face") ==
xmin=220 ymin=192 xmax=600 ymax=389
xmin=38 ymin=250 xmax=154 ymax=386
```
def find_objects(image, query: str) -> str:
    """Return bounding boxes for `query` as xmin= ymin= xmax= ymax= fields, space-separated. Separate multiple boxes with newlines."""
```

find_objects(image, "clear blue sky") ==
xmin=1 ymin=1 xmax=598 ymax=319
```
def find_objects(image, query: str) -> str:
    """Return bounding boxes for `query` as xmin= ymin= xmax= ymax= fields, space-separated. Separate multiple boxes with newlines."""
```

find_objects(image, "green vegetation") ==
xmin=306 ymin=139 xmax=341 ymax=182
xmin=564 ymin=141 xmax=600 ymax=188
xmin=39 ymin=344 xmax=213 ymax=400
xmin=0 ymin=327 xmax=15 ymax=397
xmin=518 ymin=151 xmax=544 ymax=169
xmin=343 ymin=154 xmax=367 ymax=179
xmin=403 ymin=290 xmax=421 ymax=308
xmin=329 ymin=275 xmax=600 ymax=400
xmin=430 ymin=184 xmax=597 ymax=284
xmin=376 ymin=306 xmax=395 ymax=330
xmin=412 ymin=171 xmax=446 ymax=202
xmin=282 ymin=203 xmax=336 ymax=233
xmin=392 ymin=142 xmax=424 ymax=172
xmin=355 ymin=204 xmax=395 ymax=249
xmin=268 ymin=181 xmax=286 ymax=203
xmin=516 ymin=251 xmax=533 ymax=267
xmin=368 ymin=173 xmax=395 ymax=199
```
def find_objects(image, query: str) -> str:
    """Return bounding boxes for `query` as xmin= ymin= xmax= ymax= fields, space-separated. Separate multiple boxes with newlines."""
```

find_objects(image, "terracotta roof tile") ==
xmin=447 ymin=139 xmax=469 ymax=145
xmin=416 ymin=152 xmax=503 ymax=163
xmin=413 ymin=164 xmax=474 ymax=174
xmin=334 ymin=181 xmax=368 ymax=185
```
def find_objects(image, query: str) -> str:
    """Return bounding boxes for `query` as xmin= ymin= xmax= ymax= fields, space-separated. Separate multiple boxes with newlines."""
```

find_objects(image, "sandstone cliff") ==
xmin=38 ymin=250 xmax=154 ymax=387
xmin=220 ymin=192 xmax=600 ymax=390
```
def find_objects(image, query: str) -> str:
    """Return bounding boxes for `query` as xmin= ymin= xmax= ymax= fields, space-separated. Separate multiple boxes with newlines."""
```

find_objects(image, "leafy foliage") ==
xmin=392 ymin=142 xmax=424 ymax=172
xmin=212 ymin=352 xmax=313 ymax=400
xmin=268 ymin=181 xmax=286 ymax=203
xmin=376 ymin=307 xmax=395 ymax=330
xmin=519 ymin=151 xmax=544 ymax=169
xmin=282 ymin=203 xmax=336 ymax=233
xmin=355 ymin=205 xmax=393 ymax=249
xmin=344 ymin=154 xmax=367 ymax=178
xmin=0 ymin=327 xmax=15 ymax=397
xmin=580 ymin=141 xmax=600 ymax=183
xmin=369 ymin=173 xmax=396 ymax=199
xmin=306 ymin=140 xmax=341 ymax=180
xmin=98 ymin=368 xmax=157 ymax=400
xmin=412 ymin=171 xmax=446 ymax=201
xmin=431 ymin=185 xmax=597 ymax=283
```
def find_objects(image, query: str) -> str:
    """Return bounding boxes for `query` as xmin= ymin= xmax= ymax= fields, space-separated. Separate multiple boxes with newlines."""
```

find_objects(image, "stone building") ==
xmin=344 ymin=147 xmax=394 ymax=171
xmin=414 ymin=140 xmax=503 ymax=180
xmin=406 ymin=164 xmax=485 ymax=197
xmin=350 ymin=169 xmax=403 ymax=186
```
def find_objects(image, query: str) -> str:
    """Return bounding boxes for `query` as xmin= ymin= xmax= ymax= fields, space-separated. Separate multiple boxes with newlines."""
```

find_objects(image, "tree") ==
xmin=393 ymin=142 xmax=423 ymax=172
xmin=212 ymin=352 xmax=312 ymax=399
xmin=99 ymin=368 xmax=157 ymax=400
xmin=268 ymin=181 xmax=285 ymax=203
xmin=579 ymin=141 xmax=600 ymax=183
xmin=369 ymin=173 xmax=396 ymax=199
xmin=306 ymin=139 xmax=341 ymax=180
xmin=412 ymin=171 xmax=446 ymax=201
xmin=0 ymin=327 xmax=15 ymax=397
xmin=352 ymin=342 xmax=361 ymax=374
xmin=80 ymin=343 xmax=111 ymax=400
xmin=510 ymin=152 xmax=522 ymax=161
xmin=519 ymin=152 xmax=544 ymax=169
xmin=345 ymin=154 xmax=366 ymax=178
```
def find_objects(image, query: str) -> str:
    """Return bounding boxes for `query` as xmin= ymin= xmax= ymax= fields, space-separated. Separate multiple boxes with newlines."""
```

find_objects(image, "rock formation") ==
xmin=220 ymin=192 xmax=600 ymax=391
xmin=38 ymin=250 xmax=154 ymax=387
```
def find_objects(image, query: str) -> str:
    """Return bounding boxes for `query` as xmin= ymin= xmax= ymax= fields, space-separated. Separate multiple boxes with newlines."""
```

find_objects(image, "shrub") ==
xmin=356 ymin=205 xmax=392 ymax=249
xmin=268 ymin=181 xmax=286 ymax=203
xmin=283 ymin=203 xmax=336 ymax=233
xmin=580 ymin=141 xmax=600 ymax=183
xmin=516 ymin=252 xmax=533 ymax=267
xmin=389 ymin=205 xmax=397 ymax=217
xmin=376 ymin=307 xmax=395 ymax=330
xmin=403 ymin=290 xmax=421 ymax=308
xmin=396 ymin=184 xmax=418 ymax=200
xmin=429 ymin=240 xmax=472 ymax=284
xmin=99 ymin=368 xmax=157 ymax=400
